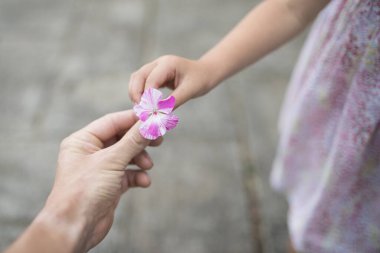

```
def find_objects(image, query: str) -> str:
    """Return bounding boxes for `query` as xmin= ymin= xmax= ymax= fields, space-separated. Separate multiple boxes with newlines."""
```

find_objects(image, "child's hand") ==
xmin=129 ymin=55 xmax=215 ymax=107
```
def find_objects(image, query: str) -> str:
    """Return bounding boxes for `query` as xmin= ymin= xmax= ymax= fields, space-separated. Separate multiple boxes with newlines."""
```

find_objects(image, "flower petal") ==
xmin=133 ymin=104 xmax=150 ymax=121
xmin=160 ymin=113 xmax=179 ymax=130
xmin=140 ymin=88 xmax=163 ymax=111
xmin=139 ymin=114 xmax=166 ymax=140
xmin=135 ymin=88 xmax=179 ymax=140
xmin=157 ymin=95 xmax=176 ymax=114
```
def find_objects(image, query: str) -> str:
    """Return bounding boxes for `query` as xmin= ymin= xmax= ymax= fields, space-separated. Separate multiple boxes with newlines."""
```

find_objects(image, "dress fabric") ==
xmin=270 ymin=0 xmax=380 ymax=252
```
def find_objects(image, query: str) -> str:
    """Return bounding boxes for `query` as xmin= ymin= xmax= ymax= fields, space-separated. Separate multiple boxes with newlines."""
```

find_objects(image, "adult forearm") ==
xmin=199 ymin=0 xmax=329 ymax=87
xmin=5 ymin=201 xmax=89 ymax=253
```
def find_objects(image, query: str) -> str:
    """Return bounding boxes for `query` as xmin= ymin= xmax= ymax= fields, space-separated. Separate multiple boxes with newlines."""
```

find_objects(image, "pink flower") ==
xmin=133 ymin=88 xmax=179 ymax=140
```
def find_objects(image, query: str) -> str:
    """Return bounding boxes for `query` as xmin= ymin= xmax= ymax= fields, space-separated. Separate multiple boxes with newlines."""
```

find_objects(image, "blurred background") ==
xmin=0 ymin=0 xmax=308 ymax=252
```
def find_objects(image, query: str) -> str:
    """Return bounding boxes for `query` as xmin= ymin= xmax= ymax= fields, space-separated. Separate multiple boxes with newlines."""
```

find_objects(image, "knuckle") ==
xmin=160 ymin=55 xmax=177 ymax=65
xmin=130 ymin=72 xmax=144 ymax=90
xmin=103 ymin=113 xmax=114 ymax=123
xmin=130 ymin=71 xmax=138 ymax=81
xmin=127 ymin=132 xmax=146 ymax=149
xmin=60 ymin=136 xmax=72 ymax=150
xmin=138 ymin=64 xmax=149 ymax=72
xmin=104 ymin=112 xmax=113 ymax=119
xmin=102 ymin=150 xmax=125 ymax=167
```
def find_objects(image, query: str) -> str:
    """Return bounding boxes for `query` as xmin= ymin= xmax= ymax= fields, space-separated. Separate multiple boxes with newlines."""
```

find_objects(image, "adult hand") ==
xmin=6 ymin=110 xmax=162 ymax=253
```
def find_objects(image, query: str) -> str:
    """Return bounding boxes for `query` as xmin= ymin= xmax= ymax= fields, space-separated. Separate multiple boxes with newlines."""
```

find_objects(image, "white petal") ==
xmin=140 ymin=88 xmax=163 ymax=111
xmin=139 ymin=114 xmax=166 ymax=140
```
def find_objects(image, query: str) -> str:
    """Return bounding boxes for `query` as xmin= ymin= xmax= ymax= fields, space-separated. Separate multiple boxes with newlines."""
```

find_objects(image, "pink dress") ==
xmin=271 ymin=0 xmax=380 ymax=252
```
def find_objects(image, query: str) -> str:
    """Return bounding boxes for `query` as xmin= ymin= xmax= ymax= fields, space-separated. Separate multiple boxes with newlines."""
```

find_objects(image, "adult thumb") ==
xmin=108 ymin=121 xmax=150 ymax=165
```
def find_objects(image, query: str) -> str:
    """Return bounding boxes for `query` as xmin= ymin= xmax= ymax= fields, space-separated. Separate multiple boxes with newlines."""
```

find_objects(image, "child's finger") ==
xmin=145 ymin=63 xmax=176 ymax=92
xmin=129 ymin=62 xmax=157 ymax=103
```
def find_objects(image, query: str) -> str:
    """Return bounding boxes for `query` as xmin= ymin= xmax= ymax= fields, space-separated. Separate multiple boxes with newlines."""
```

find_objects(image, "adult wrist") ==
xmin=38 ymin=193 xmax=91 ymax=253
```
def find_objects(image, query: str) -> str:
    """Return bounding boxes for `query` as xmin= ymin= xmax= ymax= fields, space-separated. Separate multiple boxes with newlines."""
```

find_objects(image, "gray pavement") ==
xmin=0 ymin=0 xmax=306 ymax=252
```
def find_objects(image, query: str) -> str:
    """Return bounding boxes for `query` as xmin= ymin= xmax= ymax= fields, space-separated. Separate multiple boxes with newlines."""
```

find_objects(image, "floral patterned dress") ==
xmin=270 ymin=0 xmax=380 ymax=252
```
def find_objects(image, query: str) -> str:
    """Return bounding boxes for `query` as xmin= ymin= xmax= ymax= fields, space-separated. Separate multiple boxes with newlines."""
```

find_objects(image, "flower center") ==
xmin=153 ymin=109 xmax=158 ymax=115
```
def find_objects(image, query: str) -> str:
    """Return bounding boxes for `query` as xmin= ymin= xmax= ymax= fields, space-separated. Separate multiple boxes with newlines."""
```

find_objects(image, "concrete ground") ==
xmin=0 ymin=0 xmax=307 ymax=252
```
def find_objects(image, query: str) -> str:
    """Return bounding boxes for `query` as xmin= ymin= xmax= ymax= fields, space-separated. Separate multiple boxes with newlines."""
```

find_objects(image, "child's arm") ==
xmin=129 ymin=0 xmax=330 ymax=106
